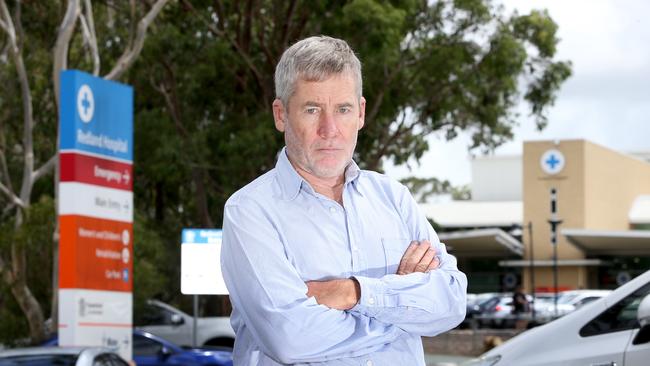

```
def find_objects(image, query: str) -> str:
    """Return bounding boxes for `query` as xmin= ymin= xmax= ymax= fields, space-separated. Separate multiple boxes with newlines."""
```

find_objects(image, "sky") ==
xmin=384 ymin=0 xmax=650 ymax=186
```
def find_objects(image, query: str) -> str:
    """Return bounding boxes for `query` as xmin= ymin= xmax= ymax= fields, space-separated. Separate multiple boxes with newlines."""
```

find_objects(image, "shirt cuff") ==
xmin=352 ymin=275 xmax=389 ymax=309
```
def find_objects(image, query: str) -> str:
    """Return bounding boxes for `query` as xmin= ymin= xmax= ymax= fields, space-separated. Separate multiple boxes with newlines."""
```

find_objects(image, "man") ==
xmin=222 ymin=36 xmax=467 ymax=365
xmin=512 ymin=285 xmax=530 ymax=329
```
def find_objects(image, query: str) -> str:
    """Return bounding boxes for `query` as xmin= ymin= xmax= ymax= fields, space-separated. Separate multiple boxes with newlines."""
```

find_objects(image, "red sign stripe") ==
xmin=60 ymin=152 xmax=132 ymax=191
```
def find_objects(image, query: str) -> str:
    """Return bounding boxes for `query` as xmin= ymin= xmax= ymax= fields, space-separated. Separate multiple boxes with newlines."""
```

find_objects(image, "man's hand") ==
xmin=306 ymin=278 xmax=360 ymax=310
xmin=396 ymin=240 xmax=440 ymax=275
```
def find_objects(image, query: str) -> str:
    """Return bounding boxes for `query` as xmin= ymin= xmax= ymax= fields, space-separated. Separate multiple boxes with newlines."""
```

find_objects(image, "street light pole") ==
xmin=528 ymin=221 xmax=535 ymax=320
xmin=548 ymin=188 xmax=563 ymax=318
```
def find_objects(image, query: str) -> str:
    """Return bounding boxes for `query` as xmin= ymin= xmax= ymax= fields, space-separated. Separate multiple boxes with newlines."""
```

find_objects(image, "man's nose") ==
xmin=317 ymin=112 xmax=339 ymax=138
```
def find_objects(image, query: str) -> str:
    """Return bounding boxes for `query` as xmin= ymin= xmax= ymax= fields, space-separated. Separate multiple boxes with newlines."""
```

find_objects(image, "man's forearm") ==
xmin=306 ymin=278 xmax=361 ymax=310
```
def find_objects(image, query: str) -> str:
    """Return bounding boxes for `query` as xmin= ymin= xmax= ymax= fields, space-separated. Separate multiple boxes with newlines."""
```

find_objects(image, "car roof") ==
xmin=0 ymin=346 xmax=112 ymax=357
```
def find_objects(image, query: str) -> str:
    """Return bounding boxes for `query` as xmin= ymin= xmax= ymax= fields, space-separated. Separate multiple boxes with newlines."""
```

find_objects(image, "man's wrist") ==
xmin=349 ymin=278 xmax=361 ymax=308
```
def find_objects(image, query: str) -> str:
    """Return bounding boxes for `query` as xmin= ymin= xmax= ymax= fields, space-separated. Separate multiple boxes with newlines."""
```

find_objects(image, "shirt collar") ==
xmin=275 ymin=147 xmax=363 ymax=200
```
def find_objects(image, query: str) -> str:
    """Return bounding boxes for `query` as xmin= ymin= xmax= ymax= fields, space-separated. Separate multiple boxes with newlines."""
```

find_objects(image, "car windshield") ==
xmin=0 ymin=354 xmax=77 ymax=365
xmin=557 ymin=292 xmax=579 ymax=304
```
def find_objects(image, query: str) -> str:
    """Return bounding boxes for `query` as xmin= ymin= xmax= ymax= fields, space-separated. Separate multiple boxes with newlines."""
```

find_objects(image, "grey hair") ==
xmin=274 ymin=36 xmax=363 ymax=107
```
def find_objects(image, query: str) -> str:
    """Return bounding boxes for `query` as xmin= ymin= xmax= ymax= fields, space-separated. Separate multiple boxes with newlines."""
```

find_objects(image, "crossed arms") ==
xmin=306 ymin=240 xmax=441 ymax=310
xmin=222 ymin=194 xmax=467 ymax=364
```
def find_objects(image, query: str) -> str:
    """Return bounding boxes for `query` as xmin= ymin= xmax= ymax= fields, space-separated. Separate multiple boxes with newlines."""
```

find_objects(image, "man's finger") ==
xmin=414 ymin=248 xmax=437 ymax=273
xmin=397 ymin=241 xmax=419 ymax=275
xmin=426 ymin=254 xmax=441 ymax=272
xmin=399 ymin=240 xmax=430 ymax=274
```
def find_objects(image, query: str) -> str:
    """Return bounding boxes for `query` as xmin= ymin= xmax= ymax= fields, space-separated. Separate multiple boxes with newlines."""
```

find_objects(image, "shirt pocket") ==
xmin=381 ymin=237 xmax=412 ymax=276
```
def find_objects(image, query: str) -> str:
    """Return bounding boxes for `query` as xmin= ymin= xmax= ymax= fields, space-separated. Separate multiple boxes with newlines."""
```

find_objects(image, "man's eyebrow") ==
xmin=301 ymin=101 xmax=355 ymax=108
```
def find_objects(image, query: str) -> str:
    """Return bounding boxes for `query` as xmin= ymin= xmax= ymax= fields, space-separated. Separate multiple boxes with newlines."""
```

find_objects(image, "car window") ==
xmin=136 ymin=304 xmax=176 ymax=326
xmin=93 ymin=354 xmax=116 ymax=366
xmin=558 ymin=293 xmax=578 ymax=304
xmin=0 ymin=355 xmax=77 ymax=365
xmin=105 ymin=353 xmax=129 ymax=366
xmin=575 ymin=297 xmax=599 ymax=307
xmin=580 ymin=282 xmax=650 ymax=337
xmin=133 ymin=334 xmax=164 ymax=356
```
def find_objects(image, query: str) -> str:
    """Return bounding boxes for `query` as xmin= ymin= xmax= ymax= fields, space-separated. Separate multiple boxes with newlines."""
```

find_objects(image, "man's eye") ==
xmin=305 ymin=107 xmax=319 ymax=114
xmin=339 ymin=107 xmax=351 ymax=114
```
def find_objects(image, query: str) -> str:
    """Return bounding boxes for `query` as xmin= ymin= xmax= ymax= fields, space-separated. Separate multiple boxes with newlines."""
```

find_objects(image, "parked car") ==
xmin=132 ymin=329 xmax=233 ymax=366
xmin=476 ymin=293 xmax=538 ymax=328
xmin=0 ymin=346 xmax=129 ymax=366
xmin=536 ymin=289 xmax=612 ymax=320
xmin=44 ymin=329 xmax=233 ymax=366
xmin=462 ymin=270 xmax=650 ymax=366
xmin=461 ymin=293 xmax=501 ymax=329
xmin=136 ymin=299 xmax=235 ymax=349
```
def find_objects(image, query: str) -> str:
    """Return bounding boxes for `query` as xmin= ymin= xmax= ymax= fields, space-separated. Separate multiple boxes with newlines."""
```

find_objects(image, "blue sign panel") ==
xmin=60 ymin=70 xmax=133 ymax=162
xmin=182 ymin=229 xmax=223 ymax=244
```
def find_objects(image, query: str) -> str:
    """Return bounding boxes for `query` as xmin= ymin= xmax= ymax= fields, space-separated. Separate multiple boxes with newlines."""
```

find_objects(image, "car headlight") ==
xmin=460 ymin=355 xmax=501 ymax=366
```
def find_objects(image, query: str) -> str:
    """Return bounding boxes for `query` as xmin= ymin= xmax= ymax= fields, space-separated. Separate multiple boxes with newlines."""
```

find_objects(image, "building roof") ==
xmin=438 ymin=228 xmax=523 ymax=258
xmin=421 ymin=201 xmax=522 ymax=228
xmin=498 ymin=259 xmax=605 ymax=267
xmin=629 ymin=195 xmax=650 ymax=224
xmin=562 ymin=228 xmax=650 ymax=256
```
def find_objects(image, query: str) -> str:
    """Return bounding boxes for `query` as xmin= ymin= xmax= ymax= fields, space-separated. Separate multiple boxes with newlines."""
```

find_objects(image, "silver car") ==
xmin=0 ymin=346 xmax=130 ymax=366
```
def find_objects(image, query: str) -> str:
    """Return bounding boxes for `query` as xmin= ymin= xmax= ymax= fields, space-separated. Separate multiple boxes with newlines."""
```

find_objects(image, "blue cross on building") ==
xmin=546 ymin=154 xmax=561 ymax=170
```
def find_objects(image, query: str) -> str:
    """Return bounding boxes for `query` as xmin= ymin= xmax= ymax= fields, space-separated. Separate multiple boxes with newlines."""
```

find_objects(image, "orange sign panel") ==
xmin=59 ymin=215 xmax=132 ymax=292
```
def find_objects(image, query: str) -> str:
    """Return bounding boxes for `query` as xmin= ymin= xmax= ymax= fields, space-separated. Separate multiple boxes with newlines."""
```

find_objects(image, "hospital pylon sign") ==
xmin=58 ymin=70 xmax=133 ymax=361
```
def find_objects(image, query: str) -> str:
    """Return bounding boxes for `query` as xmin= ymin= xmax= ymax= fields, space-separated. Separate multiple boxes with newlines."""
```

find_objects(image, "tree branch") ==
xmin=53 ymin=0 xmax=80 ymax=109
xmin=104 ymin=0 xmax=170 ymax=81
xmin=0 ymin=1 xmax=15 ymax=43
xmin=31 ymin=154 xmax=57 ymax=182
xmin=0 ymin=17 xmax=7 ymax=34
xmin=0 ymin=140 xmax=12 ymax=192
xmin=80 ymin=0 xmax=100 ymax=75
xmin=0 ymin=181 xmax=24 ymax=208
xmin=0 ymin=0 xmax=36 ymax=203
xmin=183 ymin=0 xmax=271 ymax=105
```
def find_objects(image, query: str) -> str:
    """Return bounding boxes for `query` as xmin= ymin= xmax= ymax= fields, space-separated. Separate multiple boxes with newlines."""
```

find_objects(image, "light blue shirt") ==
xmin=221 ymin=148 xmax=467 ymax=365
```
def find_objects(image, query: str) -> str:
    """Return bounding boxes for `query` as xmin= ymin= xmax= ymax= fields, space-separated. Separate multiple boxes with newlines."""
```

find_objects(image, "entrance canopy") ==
xmin=562 ymin=228 xmax=650 ymax=256
xmin=438 ymin=228 xmax=523 ymax=258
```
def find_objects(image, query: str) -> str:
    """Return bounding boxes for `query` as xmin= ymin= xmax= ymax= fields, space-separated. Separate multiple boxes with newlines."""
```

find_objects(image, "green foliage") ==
xmin=0 ymin=196 xmax=55 ymax=345
xmin=400 ymin=176 xmax=470 ymax=203
xmin=0 ymin=0 xmax=572 ymax=325
xmin=132 ymin=211 xmax=171 ymax=318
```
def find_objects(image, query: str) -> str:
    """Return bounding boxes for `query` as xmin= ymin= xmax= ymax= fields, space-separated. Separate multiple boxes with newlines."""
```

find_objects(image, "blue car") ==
xmin=44 ymin=329 xmax=233 ymax=366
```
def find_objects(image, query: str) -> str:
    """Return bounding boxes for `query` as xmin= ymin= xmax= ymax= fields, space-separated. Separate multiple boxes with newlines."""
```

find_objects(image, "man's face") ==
xmin=273 ymin=72 xmax=366 ymax=179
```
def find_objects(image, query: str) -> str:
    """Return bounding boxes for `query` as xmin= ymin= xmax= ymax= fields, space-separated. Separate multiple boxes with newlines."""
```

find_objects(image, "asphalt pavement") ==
xmin=425 ymin=354 xmax=472 ymax=366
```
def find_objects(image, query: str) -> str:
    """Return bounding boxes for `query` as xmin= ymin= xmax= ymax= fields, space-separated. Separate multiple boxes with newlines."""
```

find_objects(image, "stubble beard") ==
xmin=284 ymin=123 xmax=356 ymax=180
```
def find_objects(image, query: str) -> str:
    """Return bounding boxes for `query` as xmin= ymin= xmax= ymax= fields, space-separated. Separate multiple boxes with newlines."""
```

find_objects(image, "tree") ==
xmin=126 ymin=0 xmax=570 ymax=313
xmin=0 ymin=0 xmax=169 ymax=344
xmin=130 ymin=0 xmax=570 ymax=226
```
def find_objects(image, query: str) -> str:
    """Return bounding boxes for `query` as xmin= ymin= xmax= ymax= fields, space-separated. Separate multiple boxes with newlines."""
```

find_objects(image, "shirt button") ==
xmin=352 ymin=246 xmax=359 ymax=251
xmin=366 ymin=360 xmax=373 ymax=366
xmin=368 ymin=297 xmax=375 ymax=305
xmin=329 ymin=207 xmax=336 ymax=213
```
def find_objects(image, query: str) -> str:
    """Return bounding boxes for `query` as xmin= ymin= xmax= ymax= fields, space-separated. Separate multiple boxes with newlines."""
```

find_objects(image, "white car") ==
xmin=537 ymin=289 xmax=612 ymax=319
xmin=462 ymin=270 xmax=650 ymax=366
xmin=0 ymin=346 xmax=129 ymax=366
xmin=136 ymin=299 xmax=235 ymax=348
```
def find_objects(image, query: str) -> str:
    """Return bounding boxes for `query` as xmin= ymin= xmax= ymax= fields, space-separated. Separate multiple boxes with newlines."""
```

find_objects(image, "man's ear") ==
xmin=358 ymin=96 xmax=366 ymax=130
xmin=272 ymin=99 xmax=286 ymax=132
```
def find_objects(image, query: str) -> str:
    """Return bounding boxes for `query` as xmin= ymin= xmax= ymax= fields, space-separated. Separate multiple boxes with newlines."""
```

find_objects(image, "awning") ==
xmin=420 ymin=201 xmax=522 ymax=228
xmin=438 ymin=228 xmax=523 ymax=258
xmin=562 ymin=228 xmax=650 ymax=256
xmin=629 ymin=195 xmax=650 ymax=224
xmin=499 ymin=259 xmax=605 ymax=267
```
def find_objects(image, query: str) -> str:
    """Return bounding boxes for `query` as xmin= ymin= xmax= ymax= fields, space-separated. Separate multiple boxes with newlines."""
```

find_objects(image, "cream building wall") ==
xmin=522 ymin=140 xmax=650 ymax=290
